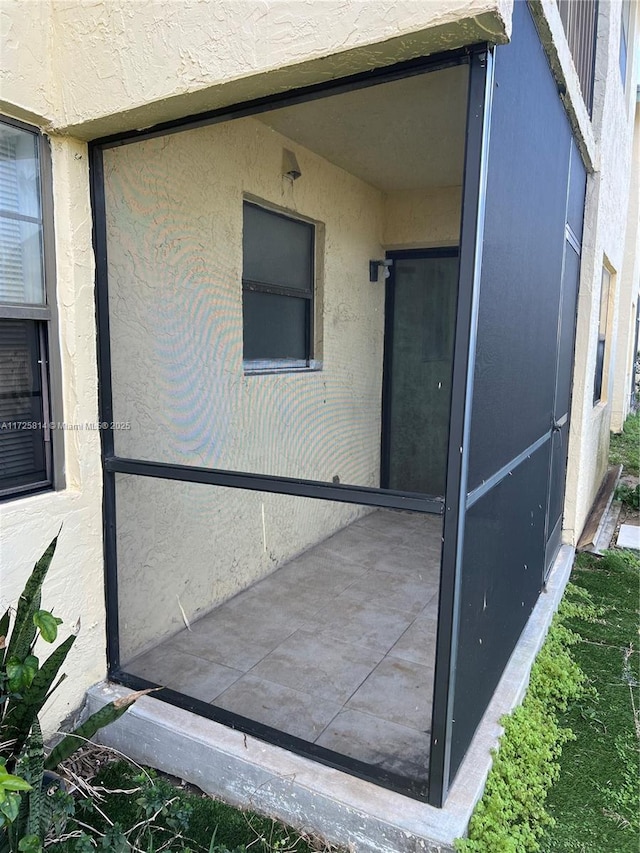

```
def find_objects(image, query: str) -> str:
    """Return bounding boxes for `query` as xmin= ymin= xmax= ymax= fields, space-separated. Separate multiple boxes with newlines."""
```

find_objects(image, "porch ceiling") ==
xmin=257 ymin=65 xmax=468 ymax=191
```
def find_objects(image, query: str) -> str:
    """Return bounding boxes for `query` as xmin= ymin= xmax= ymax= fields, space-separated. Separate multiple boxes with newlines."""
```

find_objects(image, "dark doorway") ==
xmin=381 ymin=249 xmax=459 ymax=497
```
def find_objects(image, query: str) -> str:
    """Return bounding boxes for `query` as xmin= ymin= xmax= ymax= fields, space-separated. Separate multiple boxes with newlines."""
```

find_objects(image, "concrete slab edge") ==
xmin=593 ymin=500 xmax=622 ymax=554
xmin=87 ymin=544 xmax=574 ymax=853
xmin=590 ymin=467 xmax=623 ymax=551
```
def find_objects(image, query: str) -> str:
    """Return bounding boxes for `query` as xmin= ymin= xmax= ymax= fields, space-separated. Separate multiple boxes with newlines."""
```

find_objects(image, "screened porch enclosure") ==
xmin=94 ymin=2 xmax=586 ymax=809
xmin=99 ymin=60 xmax=467 ymax=801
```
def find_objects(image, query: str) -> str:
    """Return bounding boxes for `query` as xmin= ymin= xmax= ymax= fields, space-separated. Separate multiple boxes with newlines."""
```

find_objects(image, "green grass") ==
xmin=609 ymin=411 xmax=640 ymax=475
xmin=539 ymin=549 xmax=640 ymax=853
xmin=78 ymin=760 xmax=329 ymax=852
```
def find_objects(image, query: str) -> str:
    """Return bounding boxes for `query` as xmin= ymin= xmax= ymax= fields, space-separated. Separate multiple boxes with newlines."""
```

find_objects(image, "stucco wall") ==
xmin=0 ymin=137 xmax=104 ymax=737
xmin=384 ymin=187 xmax=462 ymax=248
xmin=1 ymin=0 xmax=635 ymax=737
xmin=0 ymin=0 xmax=511 ymax=138
xmin=0 ymin=0 xmax=54 ymax=124
xmin=611 ymin=99 xmax=640 ymax=433
xmin=563 ymin=0 xmax=638 ymax=542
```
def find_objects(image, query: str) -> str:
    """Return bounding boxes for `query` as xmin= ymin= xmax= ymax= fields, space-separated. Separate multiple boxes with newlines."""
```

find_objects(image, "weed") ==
xmin=609 ymin=411 xmax=640 ymax=475
xmin=615 ymin=482 xmax=640 ymax=510
xmin=454 ymin=585 xmax=589 ymax=853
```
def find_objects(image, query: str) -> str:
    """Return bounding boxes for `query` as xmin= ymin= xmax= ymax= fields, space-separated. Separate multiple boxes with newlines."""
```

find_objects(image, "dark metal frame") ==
xmin=380 ymin=247 xmax=459 ymax=497
xmin=89 ymin=43 xmax=490 ymax=807
xmin=428 ymin=48 xmax=493 ymax=805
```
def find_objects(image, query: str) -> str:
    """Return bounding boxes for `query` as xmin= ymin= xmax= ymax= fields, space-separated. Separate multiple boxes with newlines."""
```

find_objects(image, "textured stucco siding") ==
xmin=0 ymin=0 xmax=636 ymax=743
xmin=384 ymin=186 xmax=462 ymax=248
xmin=563 ymin=0 xmax=638 ymax=542
xmin=0 ymin=0 xmax=55 ymax=124
xmin=611 ymin=101 xmax=640 ymax=433
xmin=34 ymin=0 xmax=511 ymax=138
xmin=0 ymin=137 xmax=105 ymax=737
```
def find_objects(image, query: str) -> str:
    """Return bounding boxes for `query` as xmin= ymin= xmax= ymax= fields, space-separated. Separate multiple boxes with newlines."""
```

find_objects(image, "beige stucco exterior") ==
xmin=0 ymin=135 xmax=104 ymax=732
xmin=2 ymin=0 xmax=512 ymax=135
xmin=563 ymin=0 xmax=638 ymax=542
xmin=0 ymin=0 xmax=637 ymax=739
xmin=611 ymin=94 xmax=640 ymax=433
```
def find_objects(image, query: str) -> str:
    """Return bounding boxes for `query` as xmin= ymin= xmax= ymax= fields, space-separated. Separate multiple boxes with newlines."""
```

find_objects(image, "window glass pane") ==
xmin=0 ymin=319 xmax=48 ymax=492
xmin=598 ymin=268 xmax=610 ymax=336
xmin=0 ymin=218 xmax=45 ymax=304
xmin=243 ymin=202 xmax=312 ymax=292
xmin=620 ymin=0 xmax=630 ymax=83
xmin=243 ymin=291 xmax=307 ymax=361
xmin=593 ymin=267 xmax=611 ymax=403
xmin=0 ymin=123 xmax=41 ymax=219
xmin=0 ymin=122 xmax=45 ymax=305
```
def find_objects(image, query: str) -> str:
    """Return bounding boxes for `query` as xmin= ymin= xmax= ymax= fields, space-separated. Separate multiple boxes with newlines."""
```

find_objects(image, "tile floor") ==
xmin=127 ymin=509 xmax=442 ymax=782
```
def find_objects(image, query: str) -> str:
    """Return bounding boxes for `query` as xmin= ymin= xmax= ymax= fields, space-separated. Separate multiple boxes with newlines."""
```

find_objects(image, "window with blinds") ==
xmin=0 ymin=118 xmax=52 ymax=499
xmin=242 ymin=200 xmax=315 ymax=371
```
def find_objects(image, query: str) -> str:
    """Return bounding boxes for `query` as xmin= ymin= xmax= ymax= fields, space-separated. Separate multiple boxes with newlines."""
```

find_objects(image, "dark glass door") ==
xmin=381 ymin=251 xmax=459 ymax=497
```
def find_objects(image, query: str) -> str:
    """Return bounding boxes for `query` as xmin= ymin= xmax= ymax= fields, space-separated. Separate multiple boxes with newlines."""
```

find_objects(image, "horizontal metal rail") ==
xmin=105 ymin=456 xmax=445 ymax=514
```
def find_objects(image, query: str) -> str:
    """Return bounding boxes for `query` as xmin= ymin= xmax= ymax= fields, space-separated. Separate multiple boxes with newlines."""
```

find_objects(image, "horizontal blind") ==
xmin=0 ymin=318 xmax=47 ymax=490
xmin=0 ymin=127 xmax=45 ymax=305
xmin=0 ymin=216 xmax=25 ymax=303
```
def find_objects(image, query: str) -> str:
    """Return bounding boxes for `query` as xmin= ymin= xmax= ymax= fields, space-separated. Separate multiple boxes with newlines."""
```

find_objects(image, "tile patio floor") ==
xmin=127 ymin=509 xmax=442 ymax=782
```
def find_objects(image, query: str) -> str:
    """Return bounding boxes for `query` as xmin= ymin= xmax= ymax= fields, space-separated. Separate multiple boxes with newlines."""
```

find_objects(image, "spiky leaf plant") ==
xmin=0 ymin=535 xmax=150 ymax=852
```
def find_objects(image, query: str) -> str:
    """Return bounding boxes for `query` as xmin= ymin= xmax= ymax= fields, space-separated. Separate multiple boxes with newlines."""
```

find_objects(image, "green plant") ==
xmin=615 ymin=482 xmax=640 ymax=511
xmin=455 ymin=585 xmax=589 ymax=853
xmin=0 ymin=535 xmax=149 ymax=852
xmin=540 ymin=548 xmax=639 ymax=852
xmin=609 ymin=412 xmax=640 ymax=475
xmin=69 ymin=760 xmax=333 ymax=853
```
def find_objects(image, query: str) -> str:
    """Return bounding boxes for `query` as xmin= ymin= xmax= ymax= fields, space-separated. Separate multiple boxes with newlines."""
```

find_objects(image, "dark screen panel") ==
xmin=386 ymin=256 xmax=458 ymax=496
xmin=547 ymin=424 xmax=568 ymax=544
xmin=448 ymin=1 xmax=581 ymax=787
xmin=567 ymin=139 xmax=586 ymax=242
xmin=467 ymin=0 xmax=572 ymax=490
xmin=555 ymin=244 xmax=581 ymax=417
xmin=450 ymin=442 xmax=549 ymax=778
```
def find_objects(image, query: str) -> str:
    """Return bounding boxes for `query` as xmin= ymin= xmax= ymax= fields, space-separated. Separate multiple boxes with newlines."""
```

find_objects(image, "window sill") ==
xmin=0 ymin=480 xmax=53 ymax=504
xmin=243 ymin=359 xmax=322 ymax=376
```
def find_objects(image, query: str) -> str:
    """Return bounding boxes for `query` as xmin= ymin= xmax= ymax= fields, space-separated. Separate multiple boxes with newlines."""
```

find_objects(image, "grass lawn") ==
xmin=539 ymin=551 xmax=639 ymax=853
xmin=609 ymin=411 xmax=640 ymax=475
xmin=52 ymin=747 xmax=338 ymax=853
xmin=541 ymin=409 xmax=639 ymax=852
xmin=54 ymin=757 xmax=337 ymax=851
